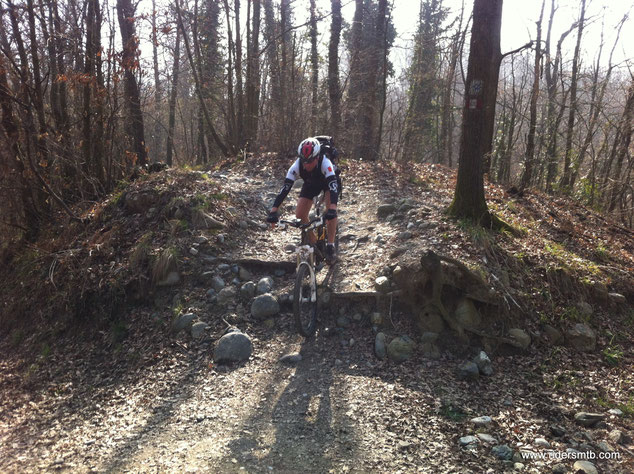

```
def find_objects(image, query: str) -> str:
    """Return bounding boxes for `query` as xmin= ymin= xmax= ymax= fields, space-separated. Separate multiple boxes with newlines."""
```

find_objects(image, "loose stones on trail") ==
xmin=213 ymin=331 xmax=253 ymax=363
xmin=566 ymin=323 xmax=597 ymax=352
xmin=387 ymin=335 xmax=416 ymax=363
xmin=251 ymin=293 xmax=280 ymax=320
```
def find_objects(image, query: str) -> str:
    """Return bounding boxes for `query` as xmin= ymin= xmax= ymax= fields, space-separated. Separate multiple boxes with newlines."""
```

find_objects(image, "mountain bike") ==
xmin=280 ymin=195 xmax=338 ymax=337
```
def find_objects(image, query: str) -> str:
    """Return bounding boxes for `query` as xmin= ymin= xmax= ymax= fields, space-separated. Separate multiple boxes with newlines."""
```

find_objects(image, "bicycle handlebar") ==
xmin=279 ymin=216 xmax=324 ymax=231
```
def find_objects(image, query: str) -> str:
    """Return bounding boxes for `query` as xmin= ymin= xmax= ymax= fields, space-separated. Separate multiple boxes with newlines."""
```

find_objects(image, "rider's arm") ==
xmin=271 ymin=160 xmax=300 ymax=211
xmin=320 ymin=157 xmax=339 ymax=209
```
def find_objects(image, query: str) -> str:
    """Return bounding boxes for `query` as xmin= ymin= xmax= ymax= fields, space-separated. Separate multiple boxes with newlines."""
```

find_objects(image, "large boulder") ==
xmin=454 ymin=298 xmax=482 ymax=328
xmin=508 ymin=328 xmax=531 ymax=349
xmin=387 ymin=335 xmax=416 ymax=363
xmin=566 ymin=323 xmax=596 ymax=352
xmin=213 ymin=332 xmax=253 ymax=363
xmin=124 ymin=189 xmax=159 ymax=214
xmin=251 ymin=293 xmax=280 ymax=320
xmin=377 ymin=204 xmax=397 ymax=219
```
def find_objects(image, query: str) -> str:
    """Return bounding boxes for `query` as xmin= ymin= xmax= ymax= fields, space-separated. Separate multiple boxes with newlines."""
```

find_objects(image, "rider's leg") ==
xmin=324 ymin=192 xmax=337 ymax=245
xmin=296 ymin=197 xmax=316 ymax=244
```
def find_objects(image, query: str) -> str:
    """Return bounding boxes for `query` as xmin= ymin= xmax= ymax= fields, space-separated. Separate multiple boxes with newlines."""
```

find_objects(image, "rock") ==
xmin=194 ymin=235 xmax=209 ymax=244
xmin=534 ymin=438 xmax=551 ymax=448
xmin=608 ymin=408 xmax=623 ymax=416
xmin=370 ymin=312 xmax=383 ymax=327
xmin=217 ymin=263 xmax=231 ymax=274
xmin=421 ymin=342 xmax=440 ymax=359
xmin=566 ymin=324 xmax=596 ymax=352
xmin=191 ymin=321 xmax=209 ymax=339
xmin=284 ymin=244 xmax=296 ymax=253
xmin=217 ymin=286 xmax=238 ymax=306
xmin=375 ymin=276 xmax=390 ymax=293
xmin=492 ymin=445 xmax=514 ymax=461
xmin=397 ymin=231 xmax=412 ymax=240
xmin=477 ymin=433 xmax=497 ymax=444
xmin=256 ymin=277 xmax=274 ymax=295
xmin=251 ymin=293 xmax=280 ymax=320
xmin=216 ymin=234 xmax=226 ymax=244
xmin=211 ymin=276 xmax=225 ymax=292
xmin=459 ymin=435 xmax=478 ymax=447
xmin=238 ymin=267 xmax=253 ymax=281
xmin=377 ymin=204 xmax=397 ymax=219
xmin=274 ymin=269 xmax=286 ymax=277
xmin=552 ymin=463 xmax=567 ymax=474
xmin=189 ymin=247 xmax=199 ymax=256
xmin=596 ymin=441 xmax=612 ymax=453
xmin=240 ymin=281 xmax=256 ymax=300
xmin=508 ymin=328 xmax=531 ymax=349
xmin=352 ymin=313 xmax=363 ymax=322
xmin=336 ymin=316 xmax=351 ymax=329
xmin=454 ymin=298 xmax=482 ymax=328
xmin=513 ymin=463 xmax=524 ymax=471
xmin=574 ymin=412 xmax=605 ymax=427
xmin=544 ymin=324 xmax=563 ymax=345
xmin=550 ymin=425 xmax=567 ymax=437
xmin=375 ymin=333 xmax=387 ymax=360
xmin=608 ymin=429 xmax=622 ymax=444
xmin=473 ymin=351 xmax=493 ymax=376
xmin=390 ymin=247 xmax=408 ymax=259
xmin=421 ymin=332 xmax=439 ymax=344
xmin=387 ymin=335 xmax=416 ymax=363
xmin=572 ymin=461 xmax=597 ymax=474
xmin=576 ymin=301 xmax=594 ymax=319
xmin=407 ymin=222 xmax=415 ymax=230
xmin=471 ymin=416 xmax=493 ymax=426
xmin=124 ymin=189 xmax=159 ymax=214
xmin=172 ymin=313 xmax=196 ymax=332
xmin=157 ymin=271 xmax=180 ymax=287
xmin=457 ymin=361 xmax=480 ymax=381
xmin=279 ymin=353 xmax=302 ymax=365
xmin=213 ymin=332 xmax=253 ymax=363
xmin=206 ymin=288 xmax=216 ymax=301
xmin=608 ymin=292 xmax=626 ymax=305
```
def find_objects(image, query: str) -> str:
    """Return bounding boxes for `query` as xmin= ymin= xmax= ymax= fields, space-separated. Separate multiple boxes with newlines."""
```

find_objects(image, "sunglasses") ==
xmin=301 ymin=156 xmax=317 ymax=164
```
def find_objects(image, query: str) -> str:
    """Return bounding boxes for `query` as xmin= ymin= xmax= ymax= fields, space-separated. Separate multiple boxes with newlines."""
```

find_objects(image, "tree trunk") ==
xmin=309 ymin=0 xmax=318 ymax=133
xmin=328 ymin=0 xmax=342 ymax=140
xmin=235 ymin=0 xmax=244 ymax=148
xmin=245 ymin=0 xmax=261 ymax=149
xmin=116 ymin=0 xmax=148 ymax=167
xmin=559 ymin=0 xmax=586 ymax=191
xmin=152 ymin=0 xmax=162 ymax=163
xmin=0 ymin=13 xmax=39 ymax=240
xmin=357 ymin=0 xmax=388 ymax=161
xmin=447 ymin=0 xmax=503 ymax=225
xmin=519 ymin=0 xmax=544 ymax=190
xmin=166 ymin=25 xmax=181 ymax=166
xmin=345 ymin=0 xmax=364 ymax=153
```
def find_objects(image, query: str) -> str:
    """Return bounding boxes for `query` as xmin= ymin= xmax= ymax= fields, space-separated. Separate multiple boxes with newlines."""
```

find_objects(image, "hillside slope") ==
xmin=0 ymin=156 xmax=632 ymax=473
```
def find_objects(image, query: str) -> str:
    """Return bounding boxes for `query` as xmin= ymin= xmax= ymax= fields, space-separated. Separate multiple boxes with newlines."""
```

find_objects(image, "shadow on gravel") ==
xmin=225 ymin=332 xmax=360 ymax=472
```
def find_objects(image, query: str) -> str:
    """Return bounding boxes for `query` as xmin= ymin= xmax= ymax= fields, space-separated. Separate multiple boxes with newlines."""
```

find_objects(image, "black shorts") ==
xmin=299 ymin=179 xmax=327 ymax=200
xmin=299 ymin=176 xmax=343 ymax=201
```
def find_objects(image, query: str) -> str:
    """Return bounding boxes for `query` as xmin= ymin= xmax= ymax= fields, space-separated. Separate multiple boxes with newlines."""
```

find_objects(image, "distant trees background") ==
xmin=0 ymin=0 xmax=632 ymax=244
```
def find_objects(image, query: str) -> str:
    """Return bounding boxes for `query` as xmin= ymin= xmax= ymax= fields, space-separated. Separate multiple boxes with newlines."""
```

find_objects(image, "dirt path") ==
xmin=0 ymin=160 xmax=632 ymax=473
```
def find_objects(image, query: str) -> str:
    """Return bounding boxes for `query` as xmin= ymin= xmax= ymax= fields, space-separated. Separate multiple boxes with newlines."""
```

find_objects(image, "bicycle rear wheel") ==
xmin=293 ymin=262 xmax=318 ymax=337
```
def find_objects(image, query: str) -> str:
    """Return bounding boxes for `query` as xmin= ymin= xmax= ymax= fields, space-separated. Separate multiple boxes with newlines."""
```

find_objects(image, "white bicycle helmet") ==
xmin=297 ymin=138 xmax=321 ymax=163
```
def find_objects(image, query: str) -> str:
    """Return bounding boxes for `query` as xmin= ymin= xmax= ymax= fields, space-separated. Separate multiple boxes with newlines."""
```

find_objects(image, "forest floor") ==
xmin=0 ymin=155 xmax=633 ymax=473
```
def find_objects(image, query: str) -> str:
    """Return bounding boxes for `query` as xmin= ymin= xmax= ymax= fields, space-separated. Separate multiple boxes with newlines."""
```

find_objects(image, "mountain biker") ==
xmin=267 ymin=137 xmax=340 ymax=264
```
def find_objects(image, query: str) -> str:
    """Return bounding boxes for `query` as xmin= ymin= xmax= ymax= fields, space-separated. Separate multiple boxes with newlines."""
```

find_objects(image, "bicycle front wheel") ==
xmin=293 ymin=262 xmax=318 ymax=337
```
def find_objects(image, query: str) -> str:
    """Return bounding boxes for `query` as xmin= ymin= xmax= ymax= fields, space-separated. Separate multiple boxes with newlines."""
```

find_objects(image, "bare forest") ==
xmin=1 ymin=0 xmax=633 ymax=246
